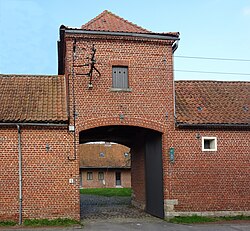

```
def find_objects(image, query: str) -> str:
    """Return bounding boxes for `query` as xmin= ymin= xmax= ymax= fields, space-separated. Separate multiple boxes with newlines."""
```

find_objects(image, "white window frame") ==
xmin=202 ymin=137 xmax=217 ymax=151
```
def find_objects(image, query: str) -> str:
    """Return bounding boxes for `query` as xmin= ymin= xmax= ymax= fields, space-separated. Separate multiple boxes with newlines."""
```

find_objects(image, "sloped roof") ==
xmin=0 ymin=75 xmax=68 ymax=124
xmin=79 ymin=143 xmax=131 ymax=168
xmin=81 ymin=10 xmax=150 ymax=33
xmin=175 ymin=81 xmax=250 ymax=126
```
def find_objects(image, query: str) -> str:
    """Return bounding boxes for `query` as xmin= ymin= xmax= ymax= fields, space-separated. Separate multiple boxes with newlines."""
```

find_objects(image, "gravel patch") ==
xmin=80 ymin=194 xmax=150 ymax=220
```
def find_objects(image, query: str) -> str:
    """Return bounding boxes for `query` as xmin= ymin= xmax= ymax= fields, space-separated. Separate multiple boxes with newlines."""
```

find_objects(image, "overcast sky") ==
xmin=0 ymin=0 xmax=249 ymax=81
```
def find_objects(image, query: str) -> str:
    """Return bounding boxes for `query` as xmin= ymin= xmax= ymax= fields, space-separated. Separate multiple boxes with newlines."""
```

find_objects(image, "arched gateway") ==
xmin=60 ymin=10 xmax=178 ymax=220
xmin=79 ymin=125 xmax=164 ymax=218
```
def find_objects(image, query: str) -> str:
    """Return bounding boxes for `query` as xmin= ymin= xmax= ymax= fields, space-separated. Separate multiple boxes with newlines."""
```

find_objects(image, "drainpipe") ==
xmin=17 ymin=124 xmax=22 ymax=225
xmin=172 ymin=40 xmax=179 ymax=54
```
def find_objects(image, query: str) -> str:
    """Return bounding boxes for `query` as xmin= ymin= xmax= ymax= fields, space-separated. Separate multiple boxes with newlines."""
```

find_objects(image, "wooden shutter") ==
xmin=112 ymin=66 xmax=128 ymax=89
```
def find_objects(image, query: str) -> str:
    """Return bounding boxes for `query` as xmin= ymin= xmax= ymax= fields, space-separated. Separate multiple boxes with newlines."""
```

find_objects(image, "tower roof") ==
xmin=81 ymin=10 xmax=151 ymax=33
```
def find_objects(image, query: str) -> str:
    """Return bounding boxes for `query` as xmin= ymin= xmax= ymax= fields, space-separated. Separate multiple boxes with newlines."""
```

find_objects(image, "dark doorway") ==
xmin=79 ymin=125 xmax=164 ymax=219
xmin=115 ymin=172 xmax=121 ymax=186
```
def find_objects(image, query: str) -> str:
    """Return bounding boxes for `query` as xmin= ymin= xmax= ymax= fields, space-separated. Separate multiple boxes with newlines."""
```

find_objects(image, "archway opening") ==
xmin=79 ymin=125 xmax=164 ymax=219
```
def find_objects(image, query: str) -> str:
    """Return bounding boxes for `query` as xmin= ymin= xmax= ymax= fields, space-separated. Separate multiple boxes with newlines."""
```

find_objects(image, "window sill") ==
xmin=110 ymin=88 xmax=132 ymax=92
xmin=202 ymin=149 xmax=217 ymax=152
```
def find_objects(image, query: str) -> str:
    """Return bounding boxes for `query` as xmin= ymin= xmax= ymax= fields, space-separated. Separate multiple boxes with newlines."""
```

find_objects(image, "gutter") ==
xmin=0 ymin=123 xmax=68 ymax=127
xmin=64 ymin=29 xmax=180 ymax=41
xmin=176 ymin=123 xmax=250 ymax=129
xmin=172 ymin=40 xmax=179 ymax=53
xmin=17 ymin=125 xmax=22 ymax=225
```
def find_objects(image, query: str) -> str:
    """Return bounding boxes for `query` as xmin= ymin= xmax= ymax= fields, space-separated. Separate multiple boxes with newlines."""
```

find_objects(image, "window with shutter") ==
xmin=112 ymin=66 xmax=128 ymax=89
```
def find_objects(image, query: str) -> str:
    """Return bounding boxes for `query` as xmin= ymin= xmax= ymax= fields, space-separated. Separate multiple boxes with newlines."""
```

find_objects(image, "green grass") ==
xmin=0 ymin=220 xmax=17 ymax=226
xmin=169 ymin=215 xmax=217 ymax=224
xmin=80 ymin=187 xmax=132 ymax=197
xmin=169 ymin=215 xmax=250 ymax=224
xmin=23 ymin=218 xmax=80 ymax=227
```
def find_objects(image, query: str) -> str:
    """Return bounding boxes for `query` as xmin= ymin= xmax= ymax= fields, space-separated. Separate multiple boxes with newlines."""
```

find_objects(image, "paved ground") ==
xmin=80 ymin=194 xmax=150 ymax=220
xmin=83 ymin=218 xmax=250 ymax=231
xmin=2 ymin=195 xmax=249 ymax=230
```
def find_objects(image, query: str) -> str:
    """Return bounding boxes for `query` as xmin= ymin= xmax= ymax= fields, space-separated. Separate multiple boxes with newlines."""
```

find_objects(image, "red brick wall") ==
xmin=0 ymin=126 xmax=80 ymax=221
xmin=65 ymin=34 xmax=174 ymax=132
xmin=80 ymin=169 xmax=131 ymax=188
xmin=64 ymin=32 xmax=250 ymax=217
xmin=167 ymin=128 xmax=250 ymax=215
xmin=131 ymin=138 xmax=146 ymax=209
xmin=63 ymin=34 xmax=174 ymax=212
xmin=0 ymin=128 xmax=19 ymax=221
xmin=65 ymin=33 xmax=175 ymax=211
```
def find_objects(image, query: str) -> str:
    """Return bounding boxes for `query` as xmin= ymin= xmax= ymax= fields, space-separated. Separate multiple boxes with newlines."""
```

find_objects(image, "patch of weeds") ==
xmin=0 ymin=220 xmax=17 ymax=226
xmin=168 ymin=215 xmax=250 ymax=224
xmin=23 ymin=218 xmax=80 ymax=227
xmin=169 ymin=215 xmax=218 ymax=224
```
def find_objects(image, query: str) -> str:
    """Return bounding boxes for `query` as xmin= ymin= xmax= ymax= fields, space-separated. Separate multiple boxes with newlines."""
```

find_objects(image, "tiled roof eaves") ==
xmin=79 ymin=166 xmax=131 ymax=169
xmin=175 ymin=80 xmax=250 ymax=126
xmin=0 ymin=74 xmax=68 ymax=124
xmin=0 ymin=122 xmax=68 ymax=127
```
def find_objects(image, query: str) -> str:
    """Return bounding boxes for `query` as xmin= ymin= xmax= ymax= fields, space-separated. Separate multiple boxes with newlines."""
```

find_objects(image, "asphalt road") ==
xmin=83 ymin=218 xmax=250 ymax=231
xmin=2 ymin=218 xmax=250 ymax=231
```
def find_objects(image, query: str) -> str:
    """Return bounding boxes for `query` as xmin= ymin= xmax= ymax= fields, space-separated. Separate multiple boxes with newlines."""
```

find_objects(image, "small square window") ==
xmin=202 ymin=137 xmax=217 ymax=151
xmin=98 ymin=172 xmax=104 ymax=180
xmin=99 ymin=152 xmax=105 ymax=157
xmin=112 ymin=66 xmax=128 ymax=89
xmin=87 ymin=172 xmax=93 ymax=180
xmin=124 ymin=152 xmax=129 ymax=158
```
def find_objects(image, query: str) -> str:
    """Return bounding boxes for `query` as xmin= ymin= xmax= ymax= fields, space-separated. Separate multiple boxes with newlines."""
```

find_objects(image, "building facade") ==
xmin=0 ymin=10 xmax=249 ymax=222
xmin=79 ymin=143 xmax=131 ymax=188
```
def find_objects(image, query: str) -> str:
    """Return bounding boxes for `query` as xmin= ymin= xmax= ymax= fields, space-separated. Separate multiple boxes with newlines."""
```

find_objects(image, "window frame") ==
xmin=98 ymin=171 xmax=104 ymax=181
xmin=87 ymin=172 xmax=93 ymax=180
xmin=202 ymin=137 xmax=217 ymax=151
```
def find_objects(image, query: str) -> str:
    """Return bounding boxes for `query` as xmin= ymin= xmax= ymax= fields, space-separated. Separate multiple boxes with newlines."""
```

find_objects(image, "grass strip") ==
xmin=0 ymin=221 xmax=17 ymax=226
xmin=169 ymin=215 xmax=250 ymax=224
xmin=23 ymin=218 xmax=80 ymax=227
xmin=80 ymin=187 xmax=132 ymax=197
xmin=169 ymin=215 xmax=217 ymax=223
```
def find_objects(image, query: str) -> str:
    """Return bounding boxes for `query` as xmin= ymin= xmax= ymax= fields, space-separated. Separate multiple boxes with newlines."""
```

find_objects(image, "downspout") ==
xmin=172 ymin=40 xmax=179 ymax=120
xmin=17 ymin=124 xmax=22 ymax=225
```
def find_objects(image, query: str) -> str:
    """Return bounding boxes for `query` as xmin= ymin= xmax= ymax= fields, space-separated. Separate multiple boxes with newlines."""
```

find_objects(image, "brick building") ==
xmin=0 ymin=10 xmax=249 ymax=222
xmin=79 ymin=143 xmax=131 ymax=188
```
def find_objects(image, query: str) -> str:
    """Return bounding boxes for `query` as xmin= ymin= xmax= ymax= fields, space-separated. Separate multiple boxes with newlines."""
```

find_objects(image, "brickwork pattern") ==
xmin=0 ymin=126 xmax=80 ymax=221
xmin=64 ymin=33 xmax=175 ymax=209
xmin=169 ymin=128 xmax=250 ymax=213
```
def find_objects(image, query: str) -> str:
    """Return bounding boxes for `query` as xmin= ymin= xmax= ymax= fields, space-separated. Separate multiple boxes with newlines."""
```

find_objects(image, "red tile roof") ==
xmin=81 ymin=10 xmax=150 ymax=33
xmin=0 ymin=75 xmax=68 ymax=124
xmin=175 ymin=81 xmax=250 ymax=126
xmin=80 ymin=143 xmax=131 ymax=168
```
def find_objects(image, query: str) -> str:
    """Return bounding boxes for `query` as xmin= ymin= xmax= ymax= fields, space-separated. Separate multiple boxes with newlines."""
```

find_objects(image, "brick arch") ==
xmin=77 ymin=117 xmax=165 ymax=133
